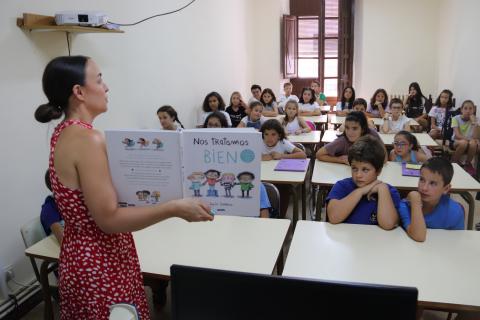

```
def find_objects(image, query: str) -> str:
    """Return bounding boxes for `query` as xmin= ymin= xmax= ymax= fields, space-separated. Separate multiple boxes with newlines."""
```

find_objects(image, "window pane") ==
xmin=324 ymin=39 xmax=338 ymax=58
xmin=298 ymin=39 xmax=318 ymax=58
xmin=325 ymin=0 xmax=339 ymax=17
xmin=298 ymin=59 xmax=318 ymax=78
xmin=324 ymin=59 xmax=338 ymax=77
xmin=324 ymin=78 xmax=338 ymax=97
xmin=325 ymin=19 xmax=339 ymax=37
xmin=298 ymin=19 xmax=318 ymax=38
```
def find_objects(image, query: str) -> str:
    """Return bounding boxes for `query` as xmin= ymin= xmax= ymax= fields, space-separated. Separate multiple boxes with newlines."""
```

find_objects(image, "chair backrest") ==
xmin=305 ymin=120 xmax=316 ymax=131
xmin=20 ymin=217 xmax=47 ymax=282
xmin=20 ymin=217 xmax=47 ymax=249
xmin=262 ymin=182 xmax=280 ymax=218
xmin=293 ymin=142 xmax=306 ymax=153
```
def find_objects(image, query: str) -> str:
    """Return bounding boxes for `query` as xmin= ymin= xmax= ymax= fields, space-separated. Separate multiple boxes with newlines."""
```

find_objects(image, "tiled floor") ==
xmin=21 ymin=190 xmax=480 ymax=319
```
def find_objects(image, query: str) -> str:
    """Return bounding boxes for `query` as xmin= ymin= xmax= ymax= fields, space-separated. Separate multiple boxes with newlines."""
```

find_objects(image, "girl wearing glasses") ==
xmin=389 ymin=131 xmax=430 ymax=163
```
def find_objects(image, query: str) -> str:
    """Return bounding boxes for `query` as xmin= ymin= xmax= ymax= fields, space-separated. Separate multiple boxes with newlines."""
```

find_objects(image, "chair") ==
xmin=305 ymin=120 xmax=316 ymax=131
xmin=293 ymin=142 xmax=306 ymax=153
xmin=20 ymin=217 xmax=48 ymax=282
xmin=261 ymin=182 xmax=283 ymax=273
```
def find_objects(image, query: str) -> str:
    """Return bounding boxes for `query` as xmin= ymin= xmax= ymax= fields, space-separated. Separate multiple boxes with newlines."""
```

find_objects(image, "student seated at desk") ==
xmin=398 ymin=157 xmax=465 ymax=242
xmin=203 ymin=111 xmax=229 ymax=128
xmin=381 ymin=98 xmax=411 ymax=133
xmin=316 ymin=111 xmax=384 ymax=165
xmin=41 ymin=169 xmax=64 ymax=243
xmin=367 ymin=88 xmax=389 ymax=118
xmin=157 ymin=105 xmax=185 ymax=131
xmin=201 ymin=91 xmax=232 ymax=127
xmin=237 ymin=101 xmax=267 ymax=130
xmin=389 ymin=131 xmax=430 ymax=164
xmin=225 ymin=91 xmax=248 ymax=128
xmin=299 ymin=88 xmax=321 ymax=116
xmin=326 ymin=135 xmax=400 ymax=229
xmin=260 ymin=119 xmax=307 ymax=160
xmin=281 ymin=100 xmax=311 ymax=135
xmin=451 ymin=100 xmax=479 ymax=175
xmin=260 ymin=88 xmax=279 ymax=117
xmin=337 ymin=98 xmax=376 ymax=132
xmin=277 ymin=82 xmax=299 ymax=113
xmin=335 ymin=86 xmax=355 ymax=116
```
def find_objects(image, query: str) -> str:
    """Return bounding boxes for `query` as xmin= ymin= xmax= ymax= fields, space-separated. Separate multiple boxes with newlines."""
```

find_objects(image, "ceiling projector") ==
xmin=55 ymin=11 xmax=108 ymax=27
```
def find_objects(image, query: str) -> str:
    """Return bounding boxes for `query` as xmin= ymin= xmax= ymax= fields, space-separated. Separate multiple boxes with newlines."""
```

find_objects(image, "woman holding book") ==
xmin=34 ymin=56 xmax=213 ymax=319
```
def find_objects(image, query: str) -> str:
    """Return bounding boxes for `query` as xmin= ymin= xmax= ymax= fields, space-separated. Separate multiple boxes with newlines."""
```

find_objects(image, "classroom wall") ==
xmin=0 ymin=0 xmax=288 ymax=298
xmin=436 ymin=0 xmax=480 ymax=106
xmin=353 ymin=0 xmax=439 ymax=100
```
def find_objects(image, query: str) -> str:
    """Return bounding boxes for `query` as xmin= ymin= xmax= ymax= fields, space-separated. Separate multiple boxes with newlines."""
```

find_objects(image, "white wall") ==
xmin=437 ymin=0 xmax=480 ymax=106
xmin=0 ymin=0 xmax=287 ymax=297
xmin=353 ymin=0 xmax=439 ymax=99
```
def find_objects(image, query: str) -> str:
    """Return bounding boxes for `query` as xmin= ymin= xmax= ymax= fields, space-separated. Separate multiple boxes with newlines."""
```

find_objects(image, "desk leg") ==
xmin=301 ymin=183 xmax=306 ymax=221
xmin=315 ymin=187 xmax=323 ymax=221
xmin=292 ymin=185 xmax=299 ymax=227
xmin=40 ymin=260 xmax=54 ymax=320
xmin=460 ymin=192 xmax=475 ymax=230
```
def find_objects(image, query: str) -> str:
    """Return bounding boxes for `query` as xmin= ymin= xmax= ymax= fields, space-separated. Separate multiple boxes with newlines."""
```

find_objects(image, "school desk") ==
xmin=329 ymin=115 xmax=420 ymax=129
xmin=311 ymin=160 xmax=480 ymax=229
xmin=283 ymin=221 xmax=480 ymax=312
xmin=261 ymin=160 xmax=310 ymax=223
xmin=320 ymin=129 xmax=341 ymax=144
xmin=287 ymin=131 xmax=321 ymax=145
xmin=379 ymin=133 xmax=438 ymax=147
xmin=25 ymin=216 xmax=290 ymax=320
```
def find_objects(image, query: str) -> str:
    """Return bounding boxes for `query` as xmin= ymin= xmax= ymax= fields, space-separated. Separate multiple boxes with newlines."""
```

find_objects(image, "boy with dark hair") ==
xmin=326 ymin=135 xmax=400 ymax=229
xmin=249 ymin=84 xmax=262 ymax=103
xmin=398 ymin=157 xmax=464 ymax=242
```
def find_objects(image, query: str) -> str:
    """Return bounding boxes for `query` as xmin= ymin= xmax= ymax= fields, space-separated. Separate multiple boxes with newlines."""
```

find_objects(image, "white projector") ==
xmin=55 ymin=11 xmax=108 ymax=27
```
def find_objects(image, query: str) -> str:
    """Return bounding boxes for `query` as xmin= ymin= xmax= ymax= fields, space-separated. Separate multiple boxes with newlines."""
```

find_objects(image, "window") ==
xmin=283 ymin=0 xmax=354 ymax=100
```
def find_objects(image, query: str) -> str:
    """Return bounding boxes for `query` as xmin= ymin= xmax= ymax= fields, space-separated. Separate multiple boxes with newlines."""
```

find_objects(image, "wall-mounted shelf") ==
xmin=17 ymin=13 xmax=124 ymax=33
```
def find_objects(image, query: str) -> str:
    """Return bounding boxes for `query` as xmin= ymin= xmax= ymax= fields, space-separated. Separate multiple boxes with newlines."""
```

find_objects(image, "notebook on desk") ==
xmin=402 ymin=162 xmax=421 ymax=177
xmin=274 ymin=159 xmax=310 ymax=172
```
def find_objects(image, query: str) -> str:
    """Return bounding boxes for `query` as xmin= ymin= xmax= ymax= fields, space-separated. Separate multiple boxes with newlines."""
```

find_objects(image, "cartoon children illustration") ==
xmin=151 ymin=191 xmax=161 ymax=202
xmin=135 ymin=190 xmax=145 ymax=201
xmin=237 ymin=172 xmax=255 ymax=198
xmin=203 ymin=169 xmax=222 ymax=197
xmin=220 ymin=173 xmax=237 ymax=197
xmin=187 ymin=172 xmax=205 ymax=197
xmin=137 ymin=138 xmax=149 ymax=147
xmin=142 ymin=190 xmax=150 ymax=203
xmin=122 ymin=138 xmax=135 ymax=147
xmin=152 ymin=138 xmax=163 ymax=149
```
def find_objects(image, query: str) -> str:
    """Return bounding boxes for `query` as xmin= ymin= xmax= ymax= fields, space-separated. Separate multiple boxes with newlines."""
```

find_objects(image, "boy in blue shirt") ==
xmin=398 ymin=157 xmax=464 ymax=242
xmin=326 ymin=135 xmax=400 ymax=229
xmin=40 ymin=170 xmax=64 ymax=243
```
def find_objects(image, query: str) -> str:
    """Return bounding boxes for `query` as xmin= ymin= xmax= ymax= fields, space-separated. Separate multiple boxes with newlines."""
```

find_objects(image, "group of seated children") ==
xmin=325 ymin=135 xmax=464 ymax=242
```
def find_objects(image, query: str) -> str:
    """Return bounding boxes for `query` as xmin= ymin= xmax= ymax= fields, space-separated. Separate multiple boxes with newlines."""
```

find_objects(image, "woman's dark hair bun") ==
xmin=34 ymin=103 xmax=63 ymax=123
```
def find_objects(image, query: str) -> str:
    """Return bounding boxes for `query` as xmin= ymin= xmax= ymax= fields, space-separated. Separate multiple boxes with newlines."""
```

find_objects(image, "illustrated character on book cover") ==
xmin=122 ymin=138 xmax=135 ymax=147
xmin=187 ymin=172 xmax=205 ymax=197
xmin=237 ymin=171 xmax=255 ymax=198
xmin=220 ymin=173 xmax=237 ymax=198
xmin=203 ymin=169 xmax=221 ymax=197
xmin=137 ymin=138 xmax=149 ymax=147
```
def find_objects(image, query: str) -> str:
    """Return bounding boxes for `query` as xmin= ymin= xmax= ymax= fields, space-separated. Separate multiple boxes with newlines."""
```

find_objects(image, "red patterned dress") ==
xmin=49 ymin=119 xmax=150 ymax=319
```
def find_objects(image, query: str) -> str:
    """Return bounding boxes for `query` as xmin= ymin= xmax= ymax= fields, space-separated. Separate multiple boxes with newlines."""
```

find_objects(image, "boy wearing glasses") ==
xmin=398 ymin=157 xmax=464 ymax=242
xmin=381 ymin=98 xmax=411 ymax=133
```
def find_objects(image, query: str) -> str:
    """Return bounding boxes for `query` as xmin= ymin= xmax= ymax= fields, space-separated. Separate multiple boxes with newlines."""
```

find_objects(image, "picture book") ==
xmin=274 ymin=159 xmax=310 ymax=172
xmin=105 ymin=128 xmax=262 ymax=217
xmin=401 ymin=162 xmax=421 ymax=177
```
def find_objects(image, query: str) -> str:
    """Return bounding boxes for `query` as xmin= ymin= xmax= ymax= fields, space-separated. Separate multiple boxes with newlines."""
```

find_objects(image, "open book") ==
xmin=105 ymin=129 xmax=262 ymax=217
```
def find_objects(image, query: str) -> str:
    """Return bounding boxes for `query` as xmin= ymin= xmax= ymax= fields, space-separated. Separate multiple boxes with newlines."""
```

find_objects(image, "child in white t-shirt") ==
xmin=299 ymin=87 xmax=321 ymax=116
xmin=278 ymin=82 xmax=299 ymax=113
xmin=381 ymin=98 xmax=411 ymax=134
xmin=260 ymin=119 xmax=306 ymax=160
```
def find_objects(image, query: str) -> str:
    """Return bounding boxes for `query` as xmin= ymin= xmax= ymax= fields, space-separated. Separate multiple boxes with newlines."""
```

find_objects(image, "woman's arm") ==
xmin=77 ymin=131 xmax=213 ymax=234
xmin=50 ymin=223 xmax=64 ymax=244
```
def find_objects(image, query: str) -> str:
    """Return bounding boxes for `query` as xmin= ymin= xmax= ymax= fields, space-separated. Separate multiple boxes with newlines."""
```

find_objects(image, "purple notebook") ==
xmin=401 ymin=162 xmax=421 ymax=177
xmin=274 ymin=159 xmax=310 ymax=172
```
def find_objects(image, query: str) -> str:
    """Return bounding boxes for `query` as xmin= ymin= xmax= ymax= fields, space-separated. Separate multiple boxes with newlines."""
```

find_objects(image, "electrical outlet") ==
xmin=3 ymin=265 xmax=14 ymax=282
